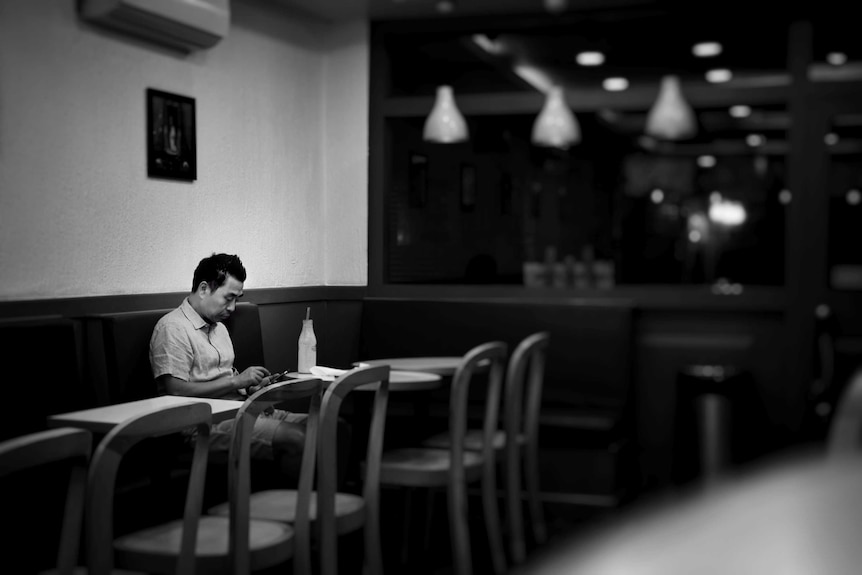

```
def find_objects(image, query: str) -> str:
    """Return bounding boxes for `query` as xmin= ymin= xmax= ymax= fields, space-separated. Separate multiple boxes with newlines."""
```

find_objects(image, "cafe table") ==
xmin=286 ymin=369 xmax=442 ymax=391
xmin=47 ymin=395 xmax=243 ymax=434
xmin=356 ymin=357 xmax=465 ymax=377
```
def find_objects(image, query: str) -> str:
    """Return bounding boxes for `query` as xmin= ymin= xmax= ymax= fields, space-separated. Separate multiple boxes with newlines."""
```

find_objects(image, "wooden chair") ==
xmin=503 ymin=331 xmax=550 ymax=562
xmin=423 ymin=332 xmax=550 ymax=564
xmin=206 ymin=377 xmax=323 ymax=574
xmin=210 ymin=365 xmax=391 ymax=575
xmin=380 ymin=341 xmax=508 ymax=575
xmin=0 ymin=427 xmax=92 ymax=575
xmin=87 ymin=388 xmax=321 ymax=575
xmin=86 ymin=401 xmax=213 ymax=575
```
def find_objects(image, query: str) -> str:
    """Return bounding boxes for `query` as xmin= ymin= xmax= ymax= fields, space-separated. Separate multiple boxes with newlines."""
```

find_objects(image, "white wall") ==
xmin=0 ymin=0 xmax=368 ymax=301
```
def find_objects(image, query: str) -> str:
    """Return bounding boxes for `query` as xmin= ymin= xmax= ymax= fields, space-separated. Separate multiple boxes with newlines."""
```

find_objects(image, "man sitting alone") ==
xmin=149 ymin=252 xmax=305 ymax=475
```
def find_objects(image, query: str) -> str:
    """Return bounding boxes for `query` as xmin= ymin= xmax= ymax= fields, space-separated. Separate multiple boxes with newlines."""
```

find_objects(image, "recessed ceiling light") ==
xmin=544 ymin=0 xmax=568 ymax=13
xmin=827 ymin=52 xmax=848 ymax=66
xmin=436 ymin=0 xmax=454 ymax=13
xmin=778 ymin=189 xmax=792 ymax=205
xmin=729 ymin=105 xmax=751 ymax=118
xmin=602 ymin=77 xmax=628 ymax=91
xmin=706 ymin=68 xmax=733 ymax=83
xmin=746 ymin=134 xmax=765 ymax=147
xmin=693 ymin=42 xmax=722 ymax=57
xmin=847 ymin=189 xmax=861 ymax=205
xmin=650 ymin=189 xmax=664 ymax=204
xmin=697 ymin=155 xmax=717 ymax=168
xmin=824 ymin=132 xmax=840 ymax=145
xmin=576 ymin=51 xmax=605 ymax=66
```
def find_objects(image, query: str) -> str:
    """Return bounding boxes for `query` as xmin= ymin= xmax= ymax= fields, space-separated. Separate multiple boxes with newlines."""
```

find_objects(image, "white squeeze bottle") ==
xmin=298 ymin=307 xmax=317 ymax=374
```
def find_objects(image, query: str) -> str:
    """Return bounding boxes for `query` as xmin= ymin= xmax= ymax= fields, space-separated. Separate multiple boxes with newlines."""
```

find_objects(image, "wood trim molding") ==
xmin=0 ymin=286 xmax=368 ymax=320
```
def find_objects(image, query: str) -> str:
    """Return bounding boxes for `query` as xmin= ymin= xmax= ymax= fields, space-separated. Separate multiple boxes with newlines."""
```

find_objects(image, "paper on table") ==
xmin=309 ymin=365 xmax=348 ymax=381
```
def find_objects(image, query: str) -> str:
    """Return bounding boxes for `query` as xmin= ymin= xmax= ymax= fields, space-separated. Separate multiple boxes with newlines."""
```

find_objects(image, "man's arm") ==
xmin=158 ymin=366 xmax=271 ymax=398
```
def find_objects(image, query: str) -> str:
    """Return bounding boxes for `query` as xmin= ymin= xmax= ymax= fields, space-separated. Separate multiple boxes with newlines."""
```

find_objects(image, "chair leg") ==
xmin=401 ymin=487 xmax=415 ymax=566
xmin=365 ymin=492 xmax=384 ymax=575
xmin=506 ymin=448 xmax=526 ymax=564
xmin=448 ymin=476 xmax=472 ymax=575
xmin=422 ymin=487 xmax=437 ymax=554
xmin=481 ymin=460 xmax=507 ymax=575
xmin=523 ymin=445 xmax=547 ymax=544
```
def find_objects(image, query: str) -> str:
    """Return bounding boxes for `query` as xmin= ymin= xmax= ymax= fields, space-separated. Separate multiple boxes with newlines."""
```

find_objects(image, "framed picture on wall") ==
xmin=147 ymin=88 xmax=196 ymax=181
xmin=408 ymin=152 xmax=428 ymax=208
xmin=460 ymin=163 xmax=476 ymax=212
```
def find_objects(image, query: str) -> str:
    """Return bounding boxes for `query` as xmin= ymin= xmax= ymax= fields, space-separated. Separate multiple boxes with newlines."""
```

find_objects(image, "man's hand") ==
xmin=235 ymin=366 xmax=271 ymax=391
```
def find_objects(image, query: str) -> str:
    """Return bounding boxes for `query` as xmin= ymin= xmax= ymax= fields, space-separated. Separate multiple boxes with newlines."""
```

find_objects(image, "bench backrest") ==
xmin=359 ymin=298 xmax=634 ymax=408
xmin=84 ymin=302 xmax=264 ymax=405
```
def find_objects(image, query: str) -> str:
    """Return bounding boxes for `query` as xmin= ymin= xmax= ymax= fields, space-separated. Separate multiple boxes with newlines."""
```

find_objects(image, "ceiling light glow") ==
xmin=706 ymin=68 xmax=733 ymax=83
xmin=746 ymin=134 xmax=765 ymax=147
xmin=827 ymin=52 xmax=848 ymax=66
xmin=709 ymin=199 xmax=747 ymax=226
xmin=576 ymin=51 xmax=605 ymax=66
xmin=692 ymin=42 xmax=722 ymax=57
xmin=729 ymin=105 xmax=751 ymax=118
xmin=603 ymin=77 xmax=628 ymax=91
xmin=697 ymin=155 xmax=717 ymax=168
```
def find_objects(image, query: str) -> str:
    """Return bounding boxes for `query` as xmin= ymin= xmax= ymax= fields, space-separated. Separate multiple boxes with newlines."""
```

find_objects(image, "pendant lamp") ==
xmin=645 ymin=75 xmax=697 ymax=140
xmin=531 ymin=86 xmax=580 ymax=149
xmin=423 ymin=85 xmax=468 ymax=143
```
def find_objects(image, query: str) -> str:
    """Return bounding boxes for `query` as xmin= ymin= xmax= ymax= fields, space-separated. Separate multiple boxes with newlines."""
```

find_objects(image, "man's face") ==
xmin=199 ymin=274 xmax=243 ymax=323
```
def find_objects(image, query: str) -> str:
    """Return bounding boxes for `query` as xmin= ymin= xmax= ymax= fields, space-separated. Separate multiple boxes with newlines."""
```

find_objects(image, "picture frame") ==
xmin=147 ymin=88 xmax=196 ymax=181
xmin=460 ymin=163 xmax=477 ymax=212
xmin=408 ymin=152 xmax=428 ymax=208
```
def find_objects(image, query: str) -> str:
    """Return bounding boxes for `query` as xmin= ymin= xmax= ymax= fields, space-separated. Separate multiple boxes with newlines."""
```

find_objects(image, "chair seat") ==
xmin=209 ymin=490 xmax=367 ymax=536
xmin=114 ymin=515 xmax=294 ymax=574
xmin=422 ymin=429 xmax=509 ymax=451
xmin=380 ymin=447 xmax=484 ymax=487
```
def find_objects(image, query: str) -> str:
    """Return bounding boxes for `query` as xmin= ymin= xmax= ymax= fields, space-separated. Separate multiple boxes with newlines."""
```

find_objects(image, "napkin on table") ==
xmin=309 ymin=365 xmax=348 ymax=381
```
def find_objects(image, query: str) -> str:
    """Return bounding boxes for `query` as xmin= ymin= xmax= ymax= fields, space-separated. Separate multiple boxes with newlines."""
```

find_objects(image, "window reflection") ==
xmin=386 ymin=104 xmax=787 ymax=286
xmin=827 ymin=114 xmax=862 ymax=289
xmin=378 ymin=7 xmax=793 ymax=287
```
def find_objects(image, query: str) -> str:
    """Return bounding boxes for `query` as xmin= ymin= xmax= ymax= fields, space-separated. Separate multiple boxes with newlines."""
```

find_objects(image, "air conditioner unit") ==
xmin=80 ymin=0 xmax=230 ymax=52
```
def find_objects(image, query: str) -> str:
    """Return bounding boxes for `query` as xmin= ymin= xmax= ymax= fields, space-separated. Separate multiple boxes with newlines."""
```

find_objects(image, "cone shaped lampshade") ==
xmin=531 ymin=86 xmax=580 ymax=149
xmin=645 ymin=75 xmax=696 ymax=140
xmin=423 ymin=85 xmax=468 ymax=143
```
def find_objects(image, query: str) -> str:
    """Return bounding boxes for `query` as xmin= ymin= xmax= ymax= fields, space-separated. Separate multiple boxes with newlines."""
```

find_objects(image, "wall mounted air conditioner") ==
xmin=80 ymin=0 xmax=230 ymax=52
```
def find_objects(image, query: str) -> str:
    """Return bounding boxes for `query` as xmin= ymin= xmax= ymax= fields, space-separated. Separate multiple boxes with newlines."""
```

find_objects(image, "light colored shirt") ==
xmin=149 ymin=298 xmax=236 ymax=394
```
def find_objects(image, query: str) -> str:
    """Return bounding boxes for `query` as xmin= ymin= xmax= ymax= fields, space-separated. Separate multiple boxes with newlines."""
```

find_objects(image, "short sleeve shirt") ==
xmin=149 ymin=298 xmax=235 ymax=392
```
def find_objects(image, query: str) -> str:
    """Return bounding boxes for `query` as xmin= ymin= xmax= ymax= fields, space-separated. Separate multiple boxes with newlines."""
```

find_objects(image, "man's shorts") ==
xmin=206 ymin=409 xmax=308 ymax=459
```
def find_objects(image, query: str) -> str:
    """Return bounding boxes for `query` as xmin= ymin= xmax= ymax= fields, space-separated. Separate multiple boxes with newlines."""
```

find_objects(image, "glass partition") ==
xmin=376 ymin=6 xmax=793 ymax=288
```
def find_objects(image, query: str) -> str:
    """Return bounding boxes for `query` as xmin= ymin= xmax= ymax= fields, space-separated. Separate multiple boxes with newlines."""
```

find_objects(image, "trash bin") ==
xmin=674 ymin=364 xmax=749 ymax=484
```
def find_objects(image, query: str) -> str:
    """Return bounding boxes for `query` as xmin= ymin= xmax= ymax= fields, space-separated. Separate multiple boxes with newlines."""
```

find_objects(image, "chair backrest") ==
xmin=504 ymin=332 xmax=550 ymax=463
xmin=828 ymin=366 xmax=862 ymax=455
xmin=229 ymin=378 xmax=323 ymax=575
xmin=86 ymin=402 xmax=212 ymax=575
xmin=318 ymin=364 xmax=391 ymax=575
xmin=0 ymin=427 xmax=92 ymax=575
xmin=450 ymin=341 xmax=508 ymax=485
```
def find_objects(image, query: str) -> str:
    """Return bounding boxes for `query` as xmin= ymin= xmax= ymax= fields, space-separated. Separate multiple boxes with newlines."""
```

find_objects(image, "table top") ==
xmin=519 ymin=451 xmax=862 ymax=575
xmin=47 ymin=395 xmax=243 ymax=433
xmin=358 ymin=357 xmax=464 ymax=377
xmin=286 ymin=370 xmax=442 ymax=392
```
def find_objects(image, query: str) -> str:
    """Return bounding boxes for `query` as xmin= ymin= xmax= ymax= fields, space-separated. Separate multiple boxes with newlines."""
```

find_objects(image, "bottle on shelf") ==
xmin=297 ymin=307 xmax=317 ymax=374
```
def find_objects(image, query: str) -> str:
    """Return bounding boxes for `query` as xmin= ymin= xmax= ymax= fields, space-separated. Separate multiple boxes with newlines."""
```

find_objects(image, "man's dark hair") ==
xmin=191 ymin=253 xmax=247 ymax=292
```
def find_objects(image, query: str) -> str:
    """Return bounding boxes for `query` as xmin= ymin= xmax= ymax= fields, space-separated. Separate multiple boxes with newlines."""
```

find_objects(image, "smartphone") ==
xmin=268 ymin=370 xmax=291 ymax=384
